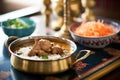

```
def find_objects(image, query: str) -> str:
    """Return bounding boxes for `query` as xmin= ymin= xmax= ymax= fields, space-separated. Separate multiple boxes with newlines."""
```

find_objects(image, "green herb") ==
xmin=42 ymin=55 xmax=48 ymax=59
xmin=63 ymin=50 xmax=68 ymax=54
xmin=16 ymin=52 xmax=23 ymax=55
xmin=60 ymin=50 xmax=68 ymax=57
xmin=6 ymin=18 xmax=30 ymax=29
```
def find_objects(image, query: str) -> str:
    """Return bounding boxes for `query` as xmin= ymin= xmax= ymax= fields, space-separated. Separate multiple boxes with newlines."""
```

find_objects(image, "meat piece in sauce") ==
xmin=28 ymin=38 xmax=40 ymax=56
xmin=28 ymin=38 xmax=64 ymax=57
xmin=38 ymin=39 xmax=53 ymax=52
xmin=37 ymin=49 xmax=48 ymax=56
xmin=51 ymin=46 xmax=64 ymax=54
xmin=28 ymin=39 xmax=52 ymax=56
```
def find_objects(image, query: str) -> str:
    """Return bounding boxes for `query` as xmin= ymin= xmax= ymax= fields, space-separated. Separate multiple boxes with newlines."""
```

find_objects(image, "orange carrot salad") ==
xmin=73 ymin=20 xmax=117 ymax=37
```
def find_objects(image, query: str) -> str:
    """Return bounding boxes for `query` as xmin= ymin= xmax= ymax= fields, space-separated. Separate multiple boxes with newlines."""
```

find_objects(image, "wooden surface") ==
xmin=99 ymin=67 xmax=120 ymax=80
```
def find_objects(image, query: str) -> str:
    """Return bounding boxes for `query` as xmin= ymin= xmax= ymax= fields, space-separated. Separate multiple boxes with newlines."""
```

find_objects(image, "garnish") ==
xmin=16 ymin=52 xmax=23 ymax=55
xmin=42 ymin=55 xmax=48 ymax=59
xmin=6 ymin=18 xmax=30 ymax=29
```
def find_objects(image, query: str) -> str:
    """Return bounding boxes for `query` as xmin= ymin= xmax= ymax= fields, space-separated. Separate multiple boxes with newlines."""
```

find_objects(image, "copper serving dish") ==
xmin=8 ymin=36 xmax=94 ymax=74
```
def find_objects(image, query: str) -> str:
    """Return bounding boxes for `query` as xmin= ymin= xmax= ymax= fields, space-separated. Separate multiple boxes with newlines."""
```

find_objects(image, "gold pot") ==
xmin=8 ymin=36 xmax=94 ymax=74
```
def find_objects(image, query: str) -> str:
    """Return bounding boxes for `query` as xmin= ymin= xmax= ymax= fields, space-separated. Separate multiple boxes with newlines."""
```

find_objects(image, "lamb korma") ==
xmin=15 ymin=39 xmax=73 ymax=60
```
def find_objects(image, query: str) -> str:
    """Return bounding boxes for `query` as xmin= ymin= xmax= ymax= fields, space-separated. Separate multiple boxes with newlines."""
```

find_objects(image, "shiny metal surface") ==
xmin=11 ymin=54 xmax=73 ymax=74
xmin=8 ymin=36 xmax=93 ymax=74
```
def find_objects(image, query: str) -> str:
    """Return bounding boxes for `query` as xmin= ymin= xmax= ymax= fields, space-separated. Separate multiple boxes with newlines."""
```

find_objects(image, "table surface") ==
xmin=0 ymin=15 xmax=120 ymax=80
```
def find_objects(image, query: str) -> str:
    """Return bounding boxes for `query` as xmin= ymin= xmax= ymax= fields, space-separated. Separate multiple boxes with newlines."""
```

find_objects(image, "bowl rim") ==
xmin=8 ymin=36 xmax=77 ymax=61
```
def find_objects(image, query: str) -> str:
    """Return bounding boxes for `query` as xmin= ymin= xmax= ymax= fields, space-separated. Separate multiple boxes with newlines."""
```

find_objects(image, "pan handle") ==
xmin=73 ymin=50 xmax=95 ymax=65
xmin=5 ymin=36 xmax=19 ymax=50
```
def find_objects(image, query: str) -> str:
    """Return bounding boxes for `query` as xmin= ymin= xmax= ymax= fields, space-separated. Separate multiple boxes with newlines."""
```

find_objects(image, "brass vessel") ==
xmin=8 ymin=36 xmax=94 ymax=74
xmin=81 ymin=0 xmax=96 ymax=20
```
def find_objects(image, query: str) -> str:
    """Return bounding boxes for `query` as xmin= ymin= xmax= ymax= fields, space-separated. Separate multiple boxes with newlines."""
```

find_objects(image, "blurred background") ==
xmin=0 ymin=0 xmax=120 ymax=20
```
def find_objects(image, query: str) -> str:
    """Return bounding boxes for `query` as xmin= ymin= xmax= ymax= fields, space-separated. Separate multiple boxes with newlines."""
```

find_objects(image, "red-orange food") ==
xmin=73 ymin=20 xmax=117 ymax=37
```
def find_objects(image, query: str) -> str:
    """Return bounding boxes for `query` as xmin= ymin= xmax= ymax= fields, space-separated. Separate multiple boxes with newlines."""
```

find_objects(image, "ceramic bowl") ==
xmin=2 ymin=17 xmax=36 ymax=37
xmin=69 ymin=19 xmax=120 ymax=48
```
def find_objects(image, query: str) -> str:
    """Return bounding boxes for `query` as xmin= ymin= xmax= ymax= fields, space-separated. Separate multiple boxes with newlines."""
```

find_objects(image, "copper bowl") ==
xmin=8 ymin=36 xmax=94 ymax=74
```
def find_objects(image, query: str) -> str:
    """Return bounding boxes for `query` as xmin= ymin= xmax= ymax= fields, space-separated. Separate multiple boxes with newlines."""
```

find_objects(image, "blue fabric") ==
xmin=0 ymin=41 xmax=119 ymax=80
